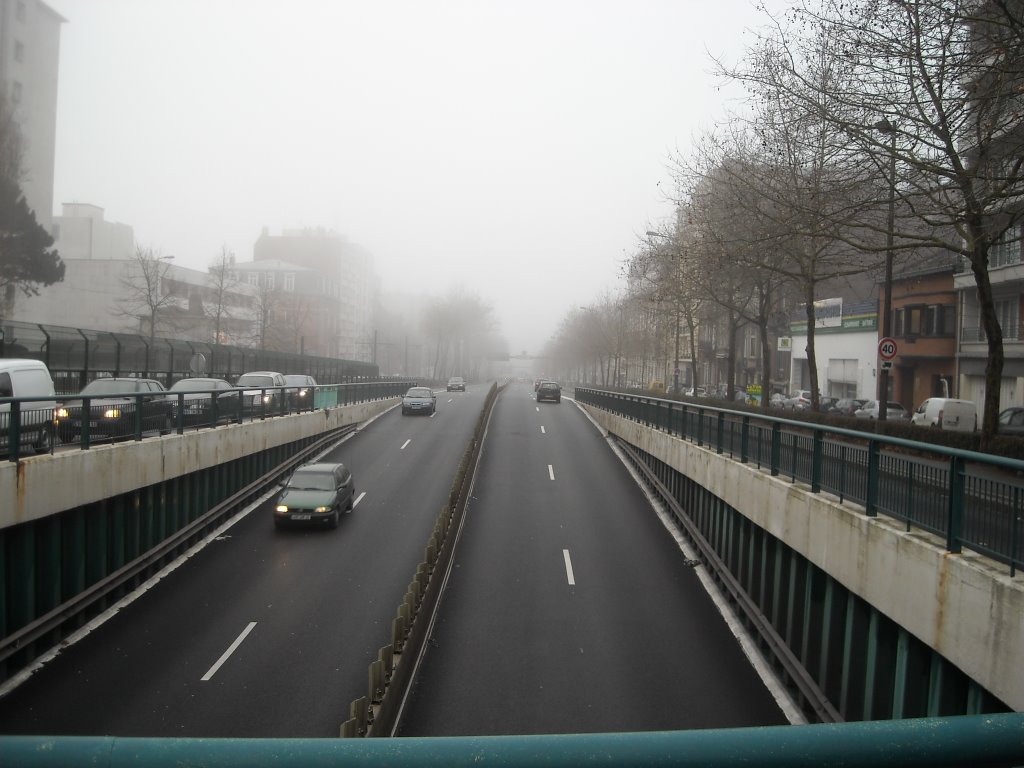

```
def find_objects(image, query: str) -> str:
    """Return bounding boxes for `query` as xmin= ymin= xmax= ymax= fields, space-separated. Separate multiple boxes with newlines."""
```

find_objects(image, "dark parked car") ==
xmin=536 ymin=380 xmax=561 ymax=403
xmin=236 ymin=371 xmax=289 ymax=413
xmin=57 ymin=377 xmax=172 ymax=442
xmin=829 ymin=398 xmax=866 ymax=417
xmin=284 ymin=374 xmax=318 ymax=409
xmin=274 ymin=462 xmax=355 ymax=529
xmin=166 ymin=377 xmax=239 ymax=427
xmin=446 ymin=376 xmax=466 ymax=392
xmin=997 ymin=406 xmax=1024 ymax=437
xmin=854 ymin=400 xmax=909 ymax=420
xmin=401 ymin=386 xmax=436 ymax=415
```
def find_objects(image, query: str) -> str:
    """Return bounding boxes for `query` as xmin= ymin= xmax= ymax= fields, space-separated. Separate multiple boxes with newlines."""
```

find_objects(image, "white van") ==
xmin=911 ymin=397 xmax=977 ymax=432
xmin=0 ymin=359 xmax=58 ymax=455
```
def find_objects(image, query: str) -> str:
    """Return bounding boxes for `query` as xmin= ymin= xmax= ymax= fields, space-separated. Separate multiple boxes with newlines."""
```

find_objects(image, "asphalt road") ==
xmin=0 ymin=387 xmax=484 ymax=737
xmin=398 ymin=383 xmax=788 ymax=736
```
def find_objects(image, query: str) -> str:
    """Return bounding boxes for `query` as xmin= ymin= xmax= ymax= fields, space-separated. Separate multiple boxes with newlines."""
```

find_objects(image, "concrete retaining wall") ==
xmin=0 ymin=399 xmax=397 ymax=529
xmin=585 ymin=406 xmax=1024 ymax=712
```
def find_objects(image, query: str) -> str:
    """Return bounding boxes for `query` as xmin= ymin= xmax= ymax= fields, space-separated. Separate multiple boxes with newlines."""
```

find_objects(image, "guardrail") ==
xmin=2 ymin=713 xmax=1023 ymax=766
xmin=575 ymin=387 xmax=1024 ymax=576
xmin=1 ymin=381 xmax=415 ymax=461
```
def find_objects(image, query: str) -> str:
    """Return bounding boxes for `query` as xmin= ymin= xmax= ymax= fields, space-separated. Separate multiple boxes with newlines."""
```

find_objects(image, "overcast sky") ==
xmin=46 ymin=0 xmax=785 ymax=357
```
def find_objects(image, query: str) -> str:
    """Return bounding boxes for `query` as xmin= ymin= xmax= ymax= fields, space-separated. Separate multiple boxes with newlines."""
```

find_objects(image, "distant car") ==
xmin=236 ymin=371 xmax=288 ymax=413
xmin=998 ymin=407 xmax=1024 ymax=437
xmin=284 ymin=374 xmax=317 ymax=409
xmin=816 ymin=396 xmax=838 ymax=413
xmin=783 ymin=390 xmax=812 ymax=410
xmin=402 ymin=386 xmax=436 ymax=415
xmin=166 ymin=377 xmax=239 ymax=427
xmin=854 ymin=400 xmax=909 ymax=420
xmin=446 ymin=376 xmax=466 ymax=392
xmin=829 ymin=398 xmax=865 ymax=417
xmin=769 ymin=393 xmax=786 ymax=408
xmin=57 ymin=377 xmax=171 ymax=441
xmin=274 ymin=462 xmax=355 ymax=529
xmin=536 ymin=380 xmax=561 ymax=403
xmin=684 ymin=387 xmax=706 ymax=398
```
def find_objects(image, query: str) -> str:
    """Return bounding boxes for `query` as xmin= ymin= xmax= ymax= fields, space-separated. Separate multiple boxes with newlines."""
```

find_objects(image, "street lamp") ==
xmin=874 ymin=119 xmax=897 ymax=421
xmin=646 ymin=231 xmax=682 ymax=395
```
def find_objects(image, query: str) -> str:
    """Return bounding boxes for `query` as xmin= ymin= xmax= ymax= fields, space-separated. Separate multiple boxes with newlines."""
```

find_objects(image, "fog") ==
xmin=47 ymin=0 xmax=782 ymax=356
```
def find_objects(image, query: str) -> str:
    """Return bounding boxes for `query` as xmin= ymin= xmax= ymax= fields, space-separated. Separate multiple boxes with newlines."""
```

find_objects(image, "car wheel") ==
xmin=330 ymin=509 xmax=340 ymax=529
xmin=33 ymin=426 xmax=53 ymax=454
xmin=402 ymin=407 xmax=408 ymax=415
xmin=346 ymin=490 xmax=355 ymax=511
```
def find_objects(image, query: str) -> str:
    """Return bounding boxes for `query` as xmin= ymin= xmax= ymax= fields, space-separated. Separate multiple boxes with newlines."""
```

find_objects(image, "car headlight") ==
xmin=276 ymin=504 xmax=288 ymax=513
xmin=262 ymin=394 xmax=272 ymax=403
xmin=314 ymin=505 xmax=329 ymax=513
xmin=56 ymin=407 xmax=69 ymax=419
xmin=298 ymin=388 xmax=308 ymax=397
xmin=102 ymin=408 xmax=121 ymax=419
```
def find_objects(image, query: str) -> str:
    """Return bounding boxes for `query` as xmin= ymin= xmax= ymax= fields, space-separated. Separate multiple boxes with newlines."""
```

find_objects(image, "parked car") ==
xmin=783 ymin=390 xmax=812 ymax=410
xmin=684 ymin=387 xmax=707 ymax=397
xmin=769 ymin=392 xmax=786 ymax=408
xmin=816 ymin=396 xmax=838 ymax=413
xmin=236 ymin=371 xmax=289 ymax=413
xmin=284 ymin=374 xmax=317 ymax=409
xmin=274 ymin=461 xmax=355 ymax=529
xmin=57 ymin=377 xmax=172 ymax=441
xmin=854 ymin=400 xmax=909 ymax=420
xmin=997 ymin=406 xmax=1024 ymax=437
xmin=166 ymin=377 xmax=239 ymax=427
xmin=401 ymin=386 xmax=436 ymax=415
xmin=446 ymin=376 xmax=466 ymax=392
xmin=536 ymin=380 xmax=561 ymax=403
xmin=829 ymin=398 xmax=865 ymax=417
xmin=0 ymin=358 xmax=57 ymax=455
xmin=910 ymin=397 xmax=977 ymax=432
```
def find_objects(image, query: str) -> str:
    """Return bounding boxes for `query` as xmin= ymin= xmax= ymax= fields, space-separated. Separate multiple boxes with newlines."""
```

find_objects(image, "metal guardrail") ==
xmin=575 ymin=387 xmax=1024 ymax=576
xmin=1 ymin=381 xmax=415 ymax=461
xmin=1 ymin=713 xmax=1023 ymax=766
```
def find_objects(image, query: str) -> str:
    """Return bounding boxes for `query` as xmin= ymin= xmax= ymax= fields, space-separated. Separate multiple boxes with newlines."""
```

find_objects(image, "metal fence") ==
xmin=575 ymin=387 xmax=1024 ymax=576
xmin=0 ymin=320 xmax=379 ymax=393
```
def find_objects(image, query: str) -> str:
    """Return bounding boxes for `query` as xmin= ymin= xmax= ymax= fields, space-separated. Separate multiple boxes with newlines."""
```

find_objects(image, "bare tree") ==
xmin=205 ymin=245 xmax=239 ymax=344
xmin=724 ymin=0 xmax=1024 ymax=441
xmin=116 ymin=245 xmax=177 ymax=343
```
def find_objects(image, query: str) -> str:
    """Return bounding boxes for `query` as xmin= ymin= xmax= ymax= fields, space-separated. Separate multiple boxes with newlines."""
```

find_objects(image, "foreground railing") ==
xmin=2 ymin=714 xmax=1023 ymax=767
xmin=575 ymin=387 xmax=1024 ymax=575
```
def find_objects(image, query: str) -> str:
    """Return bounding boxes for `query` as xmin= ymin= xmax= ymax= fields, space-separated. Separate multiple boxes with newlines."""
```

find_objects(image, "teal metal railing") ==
xmin=575 ymin=387 xmax=1024 ymax=576
xmin=1 ymin=713 xmax=1023 ymax=766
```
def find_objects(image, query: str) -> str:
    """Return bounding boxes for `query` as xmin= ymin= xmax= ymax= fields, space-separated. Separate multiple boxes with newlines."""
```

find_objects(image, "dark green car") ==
xmin=274 ymin=462 xmax=355 ymax=529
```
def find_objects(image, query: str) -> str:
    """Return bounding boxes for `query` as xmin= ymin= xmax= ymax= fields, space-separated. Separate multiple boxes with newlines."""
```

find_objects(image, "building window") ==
xmin=940 ymin=305 xmax=956 ymax=336
xmin=261 ymin=272 xmax=275 ymax=290
xmin=996 ymin=298 xmax=1020 ymax=340
xmin=14 ymin=41 xmax=24 ymax=63
xmin=990 ymin=225 xmax=1021 ymax=269
xmin=247 ymin=272 xmax=259 ymax=287
xmin=284 ymin=273 xmax=295 ymax=292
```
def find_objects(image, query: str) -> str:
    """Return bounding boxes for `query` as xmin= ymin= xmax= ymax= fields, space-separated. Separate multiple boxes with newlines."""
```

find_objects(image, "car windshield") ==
xmin=287 ymin=472 xmax=336 ymax=491
xmin=170 ymin=379 xmax=218 ymax=392
xmin=237 ymin=375 xmax=275 ymax=388
xmin=81 ymin=379 xmax=139 ymax=395
xmin=285 ymin=375 xmax=313 ymax=386
xmin=407 ymin=388 xmax=432 ymax=397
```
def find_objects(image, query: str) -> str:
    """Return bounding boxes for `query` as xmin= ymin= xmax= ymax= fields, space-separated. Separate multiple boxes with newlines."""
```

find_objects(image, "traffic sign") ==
xmin=878 ymin=337 xmax=898 ymax=361
xmin=881 ymin=360 xmax=893 ymax=371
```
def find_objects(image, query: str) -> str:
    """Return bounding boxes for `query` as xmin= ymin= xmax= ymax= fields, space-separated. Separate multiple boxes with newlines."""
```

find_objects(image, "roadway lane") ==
xmin=400 ymin=383 xmax=788 ymax=735
xmin=0 ymin=386 xmax=484 ymax=737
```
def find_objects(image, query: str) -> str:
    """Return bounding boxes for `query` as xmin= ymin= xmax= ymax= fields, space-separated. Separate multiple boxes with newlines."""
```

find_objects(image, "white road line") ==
xmin=562 ymin=549 xmax=576 ymax=585
xmin=202 ymin=622 xmax=257 ymax=681
xmin=548 ymin=464 xmax=555 ymax=480
xmin=535 ymin=406 xmax=540 ymax=412
xmin=353 ymin=491 xmax=366 ymax=508
xmin=401 ymin=439 xmax=411 ymax=450
xmin=540 ymin=426 xmax=546 ymax=434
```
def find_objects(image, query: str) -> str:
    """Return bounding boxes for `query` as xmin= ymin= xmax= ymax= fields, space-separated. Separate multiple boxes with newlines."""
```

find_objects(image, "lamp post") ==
xmin=646 ymin=231 xmax=682 ymax=395
xmin=874 ymin=119 xmax=897 ymax=421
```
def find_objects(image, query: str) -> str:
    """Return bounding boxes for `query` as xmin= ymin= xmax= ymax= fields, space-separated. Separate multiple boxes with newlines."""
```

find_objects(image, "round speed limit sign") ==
xmin=878 ymin=337 xmax=898 ymax=361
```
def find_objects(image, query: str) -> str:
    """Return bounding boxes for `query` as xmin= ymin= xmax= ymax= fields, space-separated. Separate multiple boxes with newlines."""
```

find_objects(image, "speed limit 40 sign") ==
xmin=878 ymin=337 xmax=898 ymax=360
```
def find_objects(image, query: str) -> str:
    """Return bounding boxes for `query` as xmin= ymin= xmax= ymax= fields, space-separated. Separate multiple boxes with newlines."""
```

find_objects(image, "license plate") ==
xmin=290 ymin=514 xmax=311 ymax=520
